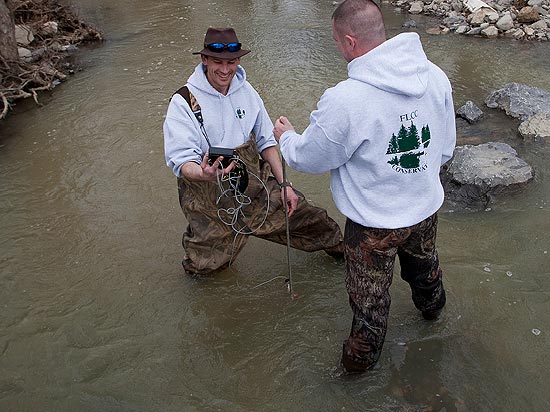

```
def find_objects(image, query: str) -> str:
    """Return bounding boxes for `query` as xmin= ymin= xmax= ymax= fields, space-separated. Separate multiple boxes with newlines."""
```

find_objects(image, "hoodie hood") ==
xmin=348 ymin=33 xmax=429 ymax=98
xmin=187 ymin=63 xmax=247 ymax=96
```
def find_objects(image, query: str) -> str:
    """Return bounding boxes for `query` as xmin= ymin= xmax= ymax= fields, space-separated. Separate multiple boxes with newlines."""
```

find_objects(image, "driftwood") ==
xmin=0 ymin=0 xmax=102 ymax=119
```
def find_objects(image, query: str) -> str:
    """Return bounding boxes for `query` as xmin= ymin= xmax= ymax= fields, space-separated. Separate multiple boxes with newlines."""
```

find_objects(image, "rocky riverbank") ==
xmin=389 ymin=0 xmax=550 ymax=41
xmin=0 ymin=0 xmax=102 ymax=119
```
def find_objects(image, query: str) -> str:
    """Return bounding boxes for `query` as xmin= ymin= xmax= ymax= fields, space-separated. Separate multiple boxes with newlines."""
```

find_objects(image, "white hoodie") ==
xmin=279 ymin=33 xmax=456 ymax=229
xmin=164 ymin=64 xmax=276 ymax=176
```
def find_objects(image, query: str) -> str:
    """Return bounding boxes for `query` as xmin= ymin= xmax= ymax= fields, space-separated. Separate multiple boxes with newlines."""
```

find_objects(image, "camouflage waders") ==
xmin=177 ymin=136 xmax=343 ymax=276
xmin=341 ymin=213 xmax=446 ymax=373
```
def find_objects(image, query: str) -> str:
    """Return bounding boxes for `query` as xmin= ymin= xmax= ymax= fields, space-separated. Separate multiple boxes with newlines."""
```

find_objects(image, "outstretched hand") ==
xmin=200 ymin=153 xmax=235 ymax=182
xmin=274 ymin=116 xmax=295 ymax=142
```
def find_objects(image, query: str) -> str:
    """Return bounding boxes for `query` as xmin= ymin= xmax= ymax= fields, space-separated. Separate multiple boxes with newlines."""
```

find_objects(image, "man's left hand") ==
xmin=281 ymin=185 xmax=298 ymax=217
xmin=274 ymin=116 xmax=295 ymax=142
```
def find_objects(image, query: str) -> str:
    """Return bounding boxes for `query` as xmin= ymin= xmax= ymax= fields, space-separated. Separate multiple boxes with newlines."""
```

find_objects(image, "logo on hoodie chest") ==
xmin=386 ymin=114 xmax=431 ymax=173
xmin=235 ymin=107 xmax=246 ymax=119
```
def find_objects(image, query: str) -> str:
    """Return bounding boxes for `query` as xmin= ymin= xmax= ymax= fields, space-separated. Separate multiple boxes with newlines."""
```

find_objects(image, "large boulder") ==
xmin=442 ymin=142 xmax=534 ymax=209
xmin=518 ymin=112 xmax=550 ymax=140
xmin=485 ymin=83 xmax=550 ymax=120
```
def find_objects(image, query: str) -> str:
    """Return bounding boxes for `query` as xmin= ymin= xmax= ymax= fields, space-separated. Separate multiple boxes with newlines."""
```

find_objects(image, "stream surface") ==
xmin=1 ymin=1 xmax=550 ymax=411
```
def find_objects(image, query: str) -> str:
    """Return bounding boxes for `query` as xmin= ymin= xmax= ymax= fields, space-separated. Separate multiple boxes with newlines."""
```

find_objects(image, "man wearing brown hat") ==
xmin=163 ymin=27 xmax=344 ymax=276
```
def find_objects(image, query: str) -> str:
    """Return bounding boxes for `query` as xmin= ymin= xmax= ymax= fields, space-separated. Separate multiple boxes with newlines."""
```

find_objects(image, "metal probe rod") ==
xmin=281 ymin=158 xmax=293 ymax=294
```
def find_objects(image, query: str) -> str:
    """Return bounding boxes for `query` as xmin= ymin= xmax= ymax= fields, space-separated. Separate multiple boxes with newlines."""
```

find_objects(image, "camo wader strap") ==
xmin=174 ymin=86 xmax=203 ymax=125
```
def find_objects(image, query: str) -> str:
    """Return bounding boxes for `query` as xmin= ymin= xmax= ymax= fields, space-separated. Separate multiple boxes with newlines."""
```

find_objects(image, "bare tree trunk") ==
xmin=0 ymin=0 xmax=18 ymax=61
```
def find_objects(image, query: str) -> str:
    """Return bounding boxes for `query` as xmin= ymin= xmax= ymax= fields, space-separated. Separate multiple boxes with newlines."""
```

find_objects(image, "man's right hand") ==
xmin=273 ymin=116 xmax=295 ymax=142
xmin=200 ymin=152 xmax=235 ymax=181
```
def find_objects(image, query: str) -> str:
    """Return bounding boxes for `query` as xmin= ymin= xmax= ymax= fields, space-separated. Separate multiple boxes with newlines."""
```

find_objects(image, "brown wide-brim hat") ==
xmin=193 ymin=27 xmax=251 ymax=59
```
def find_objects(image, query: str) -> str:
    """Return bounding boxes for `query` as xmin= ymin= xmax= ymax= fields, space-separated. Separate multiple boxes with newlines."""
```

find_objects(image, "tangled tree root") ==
xmin=0 ymin=0 xmax=103 ymax=119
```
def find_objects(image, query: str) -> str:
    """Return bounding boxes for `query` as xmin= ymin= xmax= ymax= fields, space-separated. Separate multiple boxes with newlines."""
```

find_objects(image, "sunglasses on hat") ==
xmin=205 ymin=42 xmax=242 ymax=53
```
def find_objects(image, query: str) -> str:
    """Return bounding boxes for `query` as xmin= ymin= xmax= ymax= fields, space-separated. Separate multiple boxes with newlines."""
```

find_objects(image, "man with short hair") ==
xmin=274 ymin=0 xmax=456 ymax=372
xmin=163 ymin=27 xmax=343 ymax=276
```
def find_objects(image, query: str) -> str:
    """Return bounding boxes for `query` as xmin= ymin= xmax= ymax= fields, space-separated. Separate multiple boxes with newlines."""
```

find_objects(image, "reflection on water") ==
xmin=1 ymin=1 xmax=549 ymax=411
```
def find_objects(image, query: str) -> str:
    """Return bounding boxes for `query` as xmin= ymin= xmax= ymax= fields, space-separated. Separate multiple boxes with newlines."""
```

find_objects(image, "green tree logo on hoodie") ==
xmin=386 ymin=122 xmax=430 ymax=171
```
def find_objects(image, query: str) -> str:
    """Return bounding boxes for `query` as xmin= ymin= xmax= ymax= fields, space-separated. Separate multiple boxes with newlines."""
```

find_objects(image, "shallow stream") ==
xmin=1 ymin=1 xmax=550 ymax=411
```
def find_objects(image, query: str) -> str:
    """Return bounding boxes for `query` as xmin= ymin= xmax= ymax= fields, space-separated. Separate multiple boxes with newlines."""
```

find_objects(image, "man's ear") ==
xmin=201 ymin=55 xmax=208 ymax=65
xmin=344 ymin=34 xmax=356 ymax=49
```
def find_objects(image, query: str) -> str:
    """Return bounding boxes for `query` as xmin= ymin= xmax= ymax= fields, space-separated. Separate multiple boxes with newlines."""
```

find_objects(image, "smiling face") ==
xmin=201 ymin=55 xmax=241 ymax=95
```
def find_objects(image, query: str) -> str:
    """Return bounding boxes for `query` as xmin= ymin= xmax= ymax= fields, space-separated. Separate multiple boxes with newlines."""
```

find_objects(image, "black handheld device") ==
xmin=208 ymin=147 xmax=236 ymax=169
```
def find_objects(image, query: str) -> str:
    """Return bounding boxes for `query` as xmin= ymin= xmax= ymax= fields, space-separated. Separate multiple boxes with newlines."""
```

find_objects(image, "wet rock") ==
xmin=518 ymin=112 xmax=550 ymax=140
xmin=442 ymin=142 xmax=534 ymax=209
xmin=518 ymin=6 xmax=541 ymax=22
xmin=456 ymin=100 xmax=484 ymax=123
xmin=485 ymin=83 xmax=550 ymax=120
xmin=402 ymin=19 xmax=418 ymax=28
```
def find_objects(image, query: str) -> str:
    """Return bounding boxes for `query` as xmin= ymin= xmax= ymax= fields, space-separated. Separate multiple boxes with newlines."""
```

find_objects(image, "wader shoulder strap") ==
xmin=174 ymin=86 xmax=204 ymax=125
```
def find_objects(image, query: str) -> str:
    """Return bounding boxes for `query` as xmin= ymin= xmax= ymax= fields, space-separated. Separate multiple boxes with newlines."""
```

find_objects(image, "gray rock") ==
xmin=451 ymin=0 xmax=464 ymax=11
xmin=496 ymin=13 xmax=515 ymax=31
xmin=15 ymin=25 xmax=34 ymax=46
xmin=455 ymin=25 xmax=470 ymax=34
xmin=524 ymin=26 xmax=536 ymax=36
xmin=402 ymin=19 xmax=418 ymax=28
xmin=456 ymin=100 xmax=484 ymax=123
xmin=518 ymin=112 xmax=550 ymax=140
xmin=442 ymin=142 xmax=534 ymax=209
xmin=17 ymin=47 xmax=32 ymax=60
xmin=470 ymin=9 xmax=488 ymax=26
xmin=443 ymin=15 xmax=466 ymax=26
xmin=485 ymin=83 xmax=550 ymax=120
xmin=488 ymin=12 xmax=500 ymax=23
xmin=482 ymin=25 xmax=499 ymax=37
xmin=409 ymin=1 xmax=424 ymax=13
xmin=512 ymin=28 xmax=526 ymax=39
xmin=530 ymin=19 xmax=548 ymax=29
xmin=467 ymin=27 xmax=483 ymax=35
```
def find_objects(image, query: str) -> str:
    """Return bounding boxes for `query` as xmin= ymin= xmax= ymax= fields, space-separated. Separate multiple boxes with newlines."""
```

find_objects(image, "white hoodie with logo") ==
xmin=279 ymin=33 xmax=456 ymax=229
xmin=164 ymin=64 xmax=276 ymax=177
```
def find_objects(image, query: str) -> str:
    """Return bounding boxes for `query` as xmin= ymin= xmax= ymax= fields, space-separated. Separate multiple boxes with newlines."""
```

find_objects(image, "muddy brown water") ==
xmin=1 ymin=1 xmax=550 ymax=411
